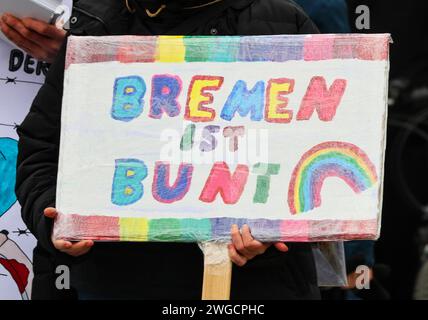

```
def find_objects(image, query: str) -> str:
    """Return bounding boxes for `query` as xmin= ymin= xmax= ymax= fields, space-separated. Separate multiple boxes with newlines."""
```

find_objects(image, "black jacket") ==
xmin=16 ymin=0 xmax=320 ymax=300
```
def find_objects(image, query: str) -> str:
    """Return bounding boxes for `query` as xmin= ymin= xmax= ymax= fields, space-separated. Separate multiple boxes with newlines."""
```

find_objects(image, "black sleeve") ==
xmin=294 ymin=3 xmax=320 ymax=34
xmin=236 ymin=0 xmax=320 ymax=35
xmin=297 ymin=15 xmax=320 ymax=34
xmin=15 ymin=40 xmax=67 ymax=254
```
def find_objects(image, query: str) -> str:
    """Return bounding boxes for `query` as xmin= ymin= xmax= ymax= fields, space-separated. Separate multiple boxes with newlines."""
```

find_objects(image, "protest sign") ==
xmin=54 ymin=34 xmax=390 ymax=243
xmin=0 ymin=40 xmax=44 ymax=300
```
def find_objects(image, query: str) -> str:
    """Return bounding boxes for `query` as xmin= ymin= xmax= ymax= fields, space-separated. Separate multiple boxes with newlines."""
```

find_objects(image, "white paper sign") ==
xmin=55 ymin=35 xmax=390 ymax=243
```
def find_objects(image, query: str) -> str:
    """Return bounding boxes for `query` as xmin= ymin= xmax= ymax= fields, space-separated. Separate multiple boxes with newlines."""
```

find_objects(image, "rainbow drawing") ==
xmin=288 ymin=141 xmax=378 ymax=214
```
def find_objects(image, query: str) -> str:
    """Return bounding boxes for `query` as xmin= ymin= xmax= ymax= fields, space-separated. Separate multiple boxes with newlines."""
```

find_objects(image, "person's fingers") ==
xmin=241 ymin=225 xmax=270 ymax=257
xmin=68 ymin=241 xmax=94 ymax=257
xmin=4 ymin=14 xmax=65 ymax=45
xmin=58 ymin=240 xmax=94 ymax=257
xmin=1 ymin=16 xmax=48 ymax=60
xmin=231 ymin=224 xmax=256 ymax=259
xmin=2 ymin=14 xmax=37 ymax=40
xmin=0 ymin=16 xmax=5 ymax=31
xmin=46 ymin=207 xmax=94 ymax=257
xmin=231 ymin=224 xmax=269 ymax=260
xmin=52 ymin=239 xmax=72 ymax=251
xmin=241 ymin=224 xmax=254 ymax=246
xmin=5 ymin=15 xmax=52 ymax=48
xmin=274 ymin=242 xmax=289 ymax=252
xmin=20 ymin=17 xmax=66 ymax=57
xmin=228 ymin=244 xmax=247 ymax=267
xmin=231 ymin=224 xmax=245 ymax=252
xmin=241 ymin=225 xmax=265 ymax=251
xmin=21 ymin=17 xmax=66 ymax=40
xmin=44 ymin=207 xmax=58 ymax=219
xmin=70 ymin=240 xmax=94 ymax=252
xmin=1 ymin=14 xmax=57 ymax=61
xmin=70 ymin=246 xmax=92 ymax=257
xmin=0 ymin=16 xmax=32 ymax=50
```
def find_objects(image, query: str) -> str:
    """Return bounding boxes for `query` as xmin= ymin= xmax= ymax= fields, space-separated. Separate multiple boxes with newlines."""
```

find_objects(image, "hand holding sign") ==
xmin=229 ymin=224 xmax=288 ymax=266
xmin=44 ymin=207 xmax=93 ymax=257
xmin=0 ymin=14 xmax=65 ymax=62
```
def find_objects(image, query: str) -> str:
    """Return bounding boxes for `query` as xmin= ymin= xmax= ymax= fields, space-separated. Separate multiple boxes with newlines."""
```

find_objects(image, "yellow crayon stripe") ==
xmin=157 ymin=36 xmax=186 ymax=62
xmin=120 ymin=218 xmax=149 ymax=241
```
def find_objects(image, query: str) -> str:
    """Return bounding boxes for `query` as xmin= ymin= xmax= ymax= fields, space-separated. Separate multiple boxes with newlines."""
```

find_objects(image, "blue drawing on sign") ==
xmin=0 ymin=138 xmax=18 ymax=217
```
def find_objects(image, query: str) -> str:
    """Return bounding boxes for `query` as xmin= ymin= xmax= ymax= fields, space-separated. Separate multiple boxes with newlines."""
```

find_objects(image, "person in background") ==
xmin=347 ymin=0 xmax=428 ymax=299
xmin=294 ymin=0 xmax=350 ymax=33
xmin=0 ymin=13 xmax=66 ymax=63
xmin=15 ymin=0 xmax=321 ymax=300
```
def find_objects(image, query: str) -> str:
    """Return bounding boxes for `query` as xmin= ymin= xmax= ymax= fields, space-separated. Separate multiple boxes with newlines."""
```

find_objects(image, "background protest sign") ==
xmin=0 ymin=39 xmax=45 ymax=299
xmin=54 ymin=34 xmax=391 ymax=243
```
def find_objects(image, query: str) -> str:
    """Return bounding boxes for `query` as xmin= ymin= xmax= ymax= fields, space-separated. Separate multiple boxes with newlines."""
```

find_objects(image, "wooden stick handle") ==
xmin=201 ymin=242 xmax=232 ymax=300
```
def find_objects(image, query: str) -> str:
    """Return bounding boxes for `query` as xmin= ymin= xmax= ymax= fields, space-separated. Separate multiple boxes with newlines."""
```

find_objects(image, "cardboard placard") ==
xmin=54 ymin=34 xmax=390 ymax=242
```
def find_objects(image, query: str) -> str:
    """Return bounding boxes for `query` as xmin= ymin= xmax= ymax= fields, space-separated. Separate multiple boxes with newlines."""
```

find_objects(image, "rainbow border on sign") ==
xmin=65 ymin=34 xmax=391 ymax=68
xmin=54 ymin=213 xmax=379 ymax=242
